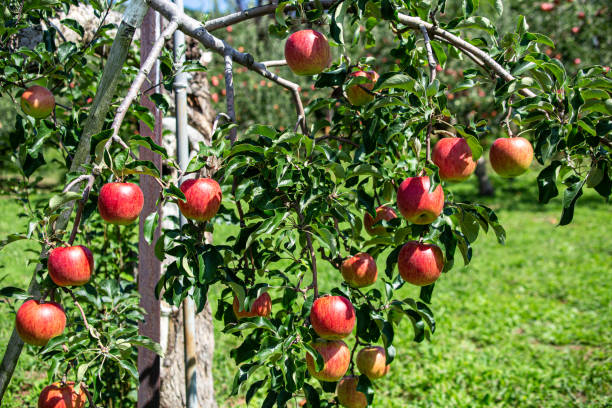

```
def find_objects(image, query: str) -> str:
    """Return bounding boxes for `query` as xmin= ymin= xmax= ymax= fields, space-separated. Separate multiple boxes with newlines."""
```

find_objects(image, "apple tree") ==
xmin=0 ymin=0 xmax=610 ymax=406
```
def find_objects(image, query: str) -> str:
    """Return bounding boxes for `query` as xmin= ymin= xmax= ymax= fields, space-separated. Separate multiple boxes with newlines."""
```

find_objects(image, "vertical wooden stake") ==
xmin=138 ymin=9 xmax=162 ymax=408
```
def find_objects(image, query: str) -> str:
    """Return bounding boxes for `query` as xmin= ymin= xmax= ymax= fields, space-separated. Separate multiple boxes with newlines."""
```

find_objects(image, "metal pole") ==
xmin=173 ymin=1 xmax=198 ymax=407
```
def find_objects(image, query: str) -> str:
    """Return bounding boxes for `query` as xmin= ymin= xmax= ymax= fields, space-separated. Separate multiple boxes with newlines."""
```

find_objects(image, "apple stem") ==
xmin=81 ymin=382 xmax=98 ymax=408
xmin=504 ymin=98 xmax=515 ymax=137
xmin=67 ymin=175 xmax=95 ymax=246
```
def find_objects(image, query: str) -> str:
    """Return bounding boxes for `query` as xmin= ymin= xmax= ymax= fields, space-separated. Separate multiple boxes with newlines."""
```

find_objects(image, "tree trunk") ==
xmin=475 ymin=157 xmax=495 ymax=197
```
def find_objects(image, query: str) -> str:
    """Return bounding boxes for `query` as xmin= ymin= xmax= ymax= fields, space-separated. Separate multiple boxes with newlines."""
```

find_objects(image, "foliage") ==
xmin=0 ymin=0 xmax=610 ymax=407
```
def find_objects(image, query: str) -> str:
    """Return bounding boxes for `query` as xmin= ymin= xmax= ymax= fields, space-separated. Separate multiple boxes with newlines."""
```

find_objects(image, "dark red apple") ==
xmin=284 ymin=30 xmax=331 ymax=76
xmin=38 ymin=381 xmax=86 ymax=408
xmin=232 ymin=292 xmax=272 ymax=319
xmin=397 ymin=241 xmax=444 ymax=286
xmin=341 ymin=253 xmax=378 ymax=288
xmin=356 ymin=346 xmax=389 ymax=379
xmin=397 ymin=177 xmax=444 ymax=225
xmin=177 ymin=178 xmax=222 ymax=222
xmin=489 ymin=137 xmax=534 ymax=178
xmin=48 ymin=245 xmax=93 ymax=287
xmin=310 ymin=295 xmax=356 ymax=340
xmin=98 ymin=182 xmax=144 ymax=225
xmin=21 ymin=85 xmax=55 ymax=119
xmin=305 ymin=339 xmax=350 ymax=382
xmin=336 ymin=376 xmax=367 ymax=408
xmin=16 ymin=299 xmax=66 ymax=346
xmin=346 ymin=70 xmax=379 ymax=106
xmin=363 ymin=205 xmax=397 ymax=236
xmin=433 ymin=137 xmax=477 ymax=182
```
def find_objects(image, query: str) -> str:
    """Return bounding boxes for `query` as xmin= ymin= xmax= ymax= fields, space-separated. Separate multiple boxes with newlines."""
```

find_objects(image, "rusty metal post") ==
xmin=138 ymin=8 xmax=162 ymax=408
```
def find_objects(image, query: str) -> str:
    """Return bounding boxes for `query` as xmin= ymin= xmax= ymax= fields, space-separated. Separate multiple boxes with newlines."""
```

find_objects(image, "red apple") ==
xmin=16 ymin=299 xmax=66 ymax=346
xmin=364 ymin=205 xmax=397 ymax=236
xmin=232 ymin=292 xmax=272 ymax=319
xmin=98 ymin=182 xmax=144 ymax=225
xmin=397 ymin=241 xmax=444 ymax=286
xmin=21 ymin=85 xmax=55 ymax=119
xmin=341 ymin=253 xmax=378 ymax=288
xmin=305 ymin=339 xmax=350 ymax=382
xmin=177 ymin=178 xmax=222 ymax=222
xmin=310 ymin=295 xmax=356 ymax=340
xmin=336 ymin=376 xmax=367 ymax=408
xmin=397 ymin=176 xmax=444 ymax=225
xmin=571 ymin=26 xmax=580 ymax=34
xmin=346 ymin=70 xmax=379 ymax=106
xmin=577 ymin=11 xmax=585 ymax=19
xmin=356 ymin=346 xmax=388 ymax=380
xmin=38 ymin=381 xmax=86 ymax=408
xmin=432 ymin=137 xmax=477 ymax=182
xmin=489 ymin=137 xmax=534 ymax=178
xmin=540 ymin=2 xmax=554 ymax=11
xmin=284 ymin=30 xmax=331 ymax=76
xmin=48 ymin=245 xmax=94 ymax=287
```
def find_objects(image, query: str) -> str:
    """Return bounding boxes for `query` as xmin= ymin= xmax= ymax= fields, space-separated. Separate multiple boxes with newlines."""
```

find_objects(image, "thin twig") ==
xmin=419 ymin=24 xmax=437 ymax=84
xmin=211 ymin=112 xmax=232 ymax=135
xmin=67 ymin=175 xmax=95 ymax=245
xmin=262 ymin=59 xmax=287 ymax=67
xmin=296 ymin=210 xmax=318 ymax=298
xmin=109 ymin=18 xmax=179 ymax=143
xmin=223 ymin=50 xmax=238 ymax=143
xmin=80 ymin=383 xmax=98 ymax=408
xmin=315 ymin=134 xmax=359 ymax=148
xmin=62 ymin=288 xmax=105 ymax=351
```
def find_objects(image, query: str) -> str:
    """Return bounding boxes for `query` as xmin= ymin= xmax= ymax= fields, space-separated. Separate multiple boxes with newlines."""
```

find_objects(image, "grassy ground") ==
xmin=0 ymin=171 xmax=610 ymax=407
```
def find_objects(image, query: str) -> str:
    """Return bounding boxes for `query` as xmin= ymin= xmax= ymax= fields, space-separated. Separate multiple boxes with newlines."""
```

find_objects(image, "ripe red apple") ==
xmin=540 ymin=2 xmax=554 ymax=11
xmin=98 ymin=182 xmax=144 ymax=225
xmin=232 ymin=292 xmax=272 ymax=319
xmin=396 ymin=176 xmax=444 ymax=225
xmin=397 ymin=241 xmax=444 ymax=286
xmin=336 ymin=376 xmax=367 ymax=408
xmin=432 ymin=137 xmax=477 ymax=182
xmin=310 ymin=295 xmax=356 ymax=340
xmin=364 ymin=205 xmax=397 ymax=235
xmin=356 ymin=346 xmax=388 ymax=380
xmin=577 ymin=11 xmax=585 ymax=19
xmin=341 ymin=253 xmax=378 ymax=288
xmin=48 ymin=245 xmax=94 ymax=287
xmin=38 ymin=381 xmax=86 ymax=408
xmin=573 ymin=58 xmax=581 ymax=65
xmin=21 ymin=85 xmax=55 ymax=119
xmin=571 ymin=26 xmax=580 ymax=34
xmin=305 ymin=339 xmax=350 ymax=382
xmin=489 ymin=137 xmax=534 ymax=178
xmin=16 ymin=299 xmax=66 ymax=346
xmin=346 ymin=70 xmax=379 ymax=106
xmin=178 ymin=178 xmax=222 ymax=222
xmin=284 ymin=30 xmax=331 ymax=76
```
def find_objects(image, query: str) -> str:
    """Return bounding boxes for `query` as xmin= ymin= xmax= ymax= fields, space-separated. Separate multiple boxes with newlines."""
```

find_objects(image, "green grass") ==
xmin=1 ymin=172 xmax=610 ymax=407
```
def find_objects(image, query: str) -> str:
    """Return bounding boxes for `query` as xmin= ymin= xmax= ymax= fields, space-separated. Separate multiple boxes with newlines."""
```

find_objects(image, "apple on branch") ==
xmin=16 ymin=299 xmax=66 ymax=346
xmin=284 ymin=30 xmax=331 ymax=76
xmin=310 ymin=295 xmax=356 ymax=340
xmin=341 ymin=253 xmax=378 ymax=288
xmin=98 ymin=182 xmax=144 ymax=225
xmin=433 ymin=137 xmax=477 ymax=182
xmin=363 ymin=205 xmax=397 ymax=236
xmin=20 ymin=85 xmax=55 ymax=119
xmin=397 ymin=241 xmax=444 ymax=286
xmin=489 ymin=137 xmax=534 ymax=178
xmin=38 ymin=381 xmax=86 ymax=408
xmin=356 ymin=346 xmax=389 ymax=380
xmin=336 ymin=375 xmax=367 ymax=408
xmin=305 ymin=339 xmax=350 ymax=382
xmin=346 ymin=70 xmax=379 ymax=106
xmin=232 ymin=292 xmax=272 ymax=319
xmin=178 ymin=178 xmax=222 ymax=222
xmin=397 ymin=176 xmax=444 ymax=225
xmin=48 ymin=245 xmax=94 ymax=287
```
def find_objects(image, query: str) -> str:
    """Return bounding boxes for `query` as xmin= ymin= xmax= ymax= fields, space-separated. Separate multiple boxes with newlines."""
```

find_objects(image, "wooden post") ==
xmin=138 ymin=9 xmax=163 ymax=408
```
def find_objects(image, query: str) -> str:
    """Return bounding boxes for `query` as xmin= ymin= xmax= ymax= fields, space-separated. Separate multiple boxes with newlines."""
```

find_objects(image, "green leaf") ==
xmin=165 ymin=184 xmax=186 ymax=201
xmin=143 ymin=212 xmax=159 ymax=245
xmin=303 ymin=343 xmax=324 ymax=371
xmin=129 ymin=134 xmax=168 ymax=159
xmin=559 ymin=177 xmax=585 ymax=226
xmin=374 ymin=73 xmax=416 ymax=92
xmin=465 ymin=136 xmax=483 ymax=161
xmin=537 ymin=161 xmax=561 ymax=203
xmin=47 ymin=191 xmax=82 ymax=213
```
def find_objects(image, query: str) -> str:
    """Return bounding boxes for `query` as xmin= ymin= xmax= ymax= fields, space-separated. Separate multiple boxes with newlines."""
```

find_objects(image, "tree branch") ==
xmin=419 ymin=24 xmax=437 ymax=84
xmin=67 ymin=175 xmax=95 ymax=245
xmin=223 ymin=50 xmax=238 ymax=143
xmin=262 ymin=59 xmax=287 ymax=67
